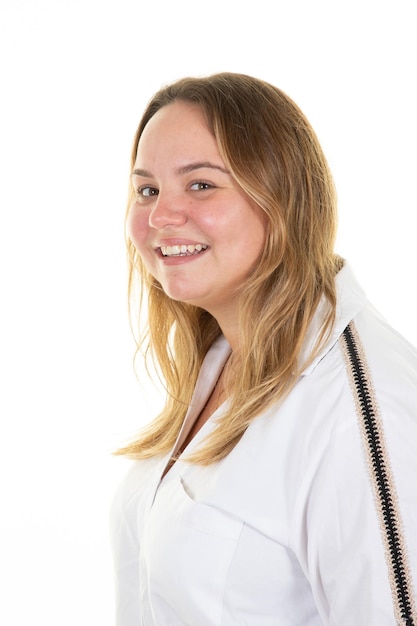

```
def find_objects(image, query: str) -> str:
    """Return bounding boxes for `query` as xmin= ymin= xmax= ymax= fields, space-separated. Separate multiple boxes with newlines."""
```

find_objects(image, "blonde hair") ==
xmin=117 ymin=72 xmax=341 ymax=464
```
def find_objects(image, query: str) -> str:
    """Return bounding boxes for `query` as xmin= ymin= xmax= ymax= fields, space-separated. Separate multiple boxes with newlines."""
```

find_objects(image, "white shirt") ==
xmin=110 ymin=263 xmax=417 ymax=625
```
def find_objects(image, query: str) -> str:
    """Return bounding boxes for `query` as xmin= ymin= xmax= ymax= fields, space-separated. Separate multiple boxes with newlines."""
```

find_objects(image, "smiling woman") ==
xmin=111 ymin=73 xmax=417 ymax=625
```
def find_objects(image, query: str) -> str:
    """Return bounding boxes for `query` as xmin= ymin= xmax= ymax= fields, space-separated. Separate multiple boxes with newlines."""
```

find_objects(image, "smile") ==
xmin=160 ymin=244 xmax=208 ymax=257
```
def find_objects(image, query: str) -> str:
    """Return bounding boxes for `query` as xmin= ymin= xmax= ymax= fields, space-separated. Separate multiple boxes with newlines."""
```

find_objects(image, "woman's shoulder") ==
xmin=344 ymin=298 xmax=417 ymax=409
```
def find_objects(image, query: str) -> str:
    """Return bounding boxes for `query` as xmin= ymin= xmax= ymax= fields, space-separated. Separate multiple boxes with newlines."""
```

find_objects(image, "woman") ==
xmin=111 ymin=73 xmax=417 ymax=625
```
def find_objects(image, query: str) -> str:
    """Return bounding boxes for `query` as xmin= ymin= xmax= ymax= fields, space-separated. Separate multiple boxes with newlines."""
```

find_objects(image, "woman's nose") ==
xmin=148 ymin=192 xmax=188 ymax=229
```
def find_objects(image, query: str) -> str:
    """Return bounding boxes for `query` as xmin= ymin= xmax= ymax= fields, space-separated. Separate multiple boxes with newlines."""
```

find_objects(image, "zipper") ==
xmin=341 ymin=322 xmax=416 ymax=625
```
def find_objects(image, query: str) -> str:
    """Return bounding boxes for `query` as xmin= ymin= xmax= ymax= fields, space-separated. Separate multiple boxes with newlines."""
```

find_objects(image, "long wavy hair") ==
xmin=117 ymin=72 xmax=341 ymax=464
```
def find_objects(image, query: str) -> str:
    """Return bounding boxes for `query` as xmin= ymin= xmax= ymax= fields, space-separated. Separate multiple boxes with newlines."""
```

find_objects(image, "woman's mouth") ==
xmin=160 ymin=244 xmax=208 ymax=257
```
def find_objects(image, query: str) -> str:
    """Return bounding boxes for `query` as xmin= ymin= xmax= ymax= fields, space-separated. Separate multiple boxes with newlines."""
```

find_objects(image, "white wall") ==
xmin=0 ymin=0 xmax=415 ymax=623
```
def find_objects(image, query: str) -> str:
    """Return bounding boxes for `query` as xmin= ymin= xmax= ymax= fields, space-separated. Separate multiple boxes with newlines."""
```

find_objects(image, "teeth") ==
xmin=160 ymin=244 xmax=208 ymax=257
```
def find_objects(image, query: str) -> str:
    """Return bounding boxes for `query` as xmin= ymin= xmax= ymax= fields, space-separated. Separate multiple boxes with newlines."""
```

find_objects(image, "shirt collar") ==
xmin=299 ymin=261 xmax=367 ymax=376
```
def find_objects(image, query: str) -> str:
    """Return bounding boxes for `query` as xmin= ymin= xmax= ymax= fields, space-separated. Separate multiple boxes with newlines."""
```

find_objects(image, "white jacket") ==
xmin=110 ymin=263 xmax=417 ymax=625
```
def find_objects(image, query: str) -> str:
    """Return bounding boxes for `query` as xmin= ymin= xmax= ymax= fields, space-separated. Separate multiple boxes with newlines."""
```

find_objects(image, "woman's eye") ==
xmin=137 ymin=186 xmax=158 ymax=198
xmin=189 ymin=181 xmax=214 ymax=191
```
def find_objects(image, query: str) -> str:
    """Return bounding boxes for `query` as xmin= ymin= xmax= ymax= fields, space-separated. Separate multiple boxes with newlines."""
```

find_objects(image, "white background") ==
xmin=0 ymin=0 xmax=416 ymax=623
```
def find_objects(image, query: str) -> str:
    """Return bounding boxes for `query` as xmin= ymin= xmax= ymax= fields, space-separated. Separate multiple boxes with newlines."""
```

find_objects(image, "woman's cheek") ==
xmin=126 ymin=204 xmax=150 ymax=253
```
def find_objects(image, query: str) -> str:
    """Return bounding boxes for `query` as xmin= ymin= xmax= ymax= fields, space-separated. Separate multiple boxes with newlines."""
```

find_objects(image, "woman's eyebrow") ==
xmin=131 ymin=162 xmax=230 ymax=178
xmin=131 ymin=168 xmax=152 ymax=178
xmin=175 ymin=161 xmax=230 ymax=175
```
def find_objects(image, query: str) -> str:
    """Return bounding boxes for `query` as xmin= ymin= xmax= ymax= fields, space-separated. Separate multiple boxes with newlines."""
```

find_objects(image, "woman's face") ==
xmin=127 ymin=101 xmax=267 ymax=321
